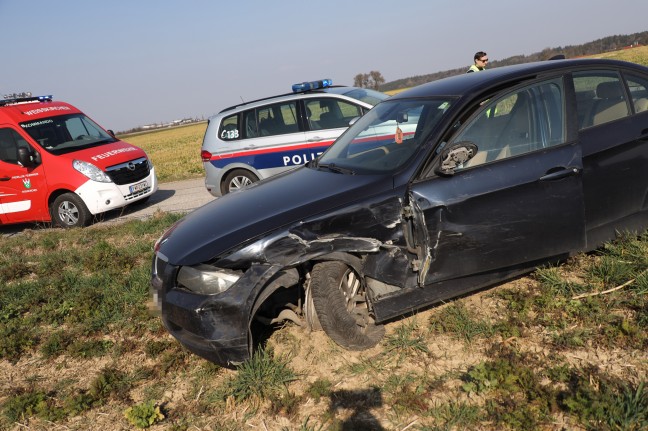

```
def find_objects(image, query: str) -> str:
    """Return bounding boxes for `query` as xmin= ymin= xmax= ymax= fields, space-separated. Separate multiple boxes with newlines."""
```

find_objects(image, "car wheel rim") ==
xmin=229 ymin=176 xmax=252 ymax=191
xmin=58 ymin=201 xmax=79 ymax=225
xmin=339 ymin=269 xmax=372 ymax=329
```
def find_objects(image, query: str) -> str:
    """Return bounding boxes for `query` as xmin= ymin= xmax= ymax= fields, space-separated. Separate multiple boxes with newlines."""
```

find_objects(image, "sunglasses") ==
xmin=479 ymin=58 xmax=489 ymax=62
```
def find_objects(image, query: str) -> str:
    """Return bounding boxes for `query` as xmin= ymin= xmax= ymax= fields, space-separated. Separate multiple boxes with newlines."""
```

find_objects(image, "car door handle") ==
xmin=0 ymin=176 xmax=11 ymax=181
xmin=539 ymin=166 xmax=580 ymax=181
xmin=307 ymin=137 xmax=323 ymax=142
xmin=640 ymin=129 xmax=648 ymax=141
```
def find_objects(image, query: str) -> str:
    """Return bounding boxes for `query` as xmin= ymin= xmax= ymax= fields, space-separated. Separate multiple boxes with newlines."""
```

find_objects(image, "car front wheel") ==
xmin=50 ymin=193 xmax=91 ymax=228
xmin=310 ymin=260 xmax=385 ymax=350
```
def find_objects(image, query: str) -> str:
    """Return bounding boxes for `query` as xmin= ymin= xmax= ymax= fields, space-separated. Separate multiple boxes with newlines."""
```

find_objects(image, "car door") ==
xmin=573 ymin=70 xmax=648 ymax=245
xmin=0 ymin=127 xmax=48 ymax=224
xmin=408 ymin=77 xmax=586 ymax=285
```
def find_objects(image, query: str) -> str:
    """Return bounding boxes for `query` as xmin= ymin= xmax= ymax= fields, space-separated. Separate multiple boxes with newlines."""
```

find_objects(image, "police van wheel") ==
xmin=221 ymin=169 xmax=258 ymax=195
xmin=50 ymin=193 xmax=91 ymax=228
xmin=310 ymin=261 xmax=385 ymax=350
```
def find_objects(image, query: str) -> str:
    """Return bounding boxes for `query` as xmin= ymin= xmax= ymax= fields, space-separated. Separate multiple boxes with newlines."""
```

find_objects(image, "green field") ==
xmin=1 ymin=221 xmax=646 ymax=430
xmin=119 ymin=122 xmax=207 ymax=183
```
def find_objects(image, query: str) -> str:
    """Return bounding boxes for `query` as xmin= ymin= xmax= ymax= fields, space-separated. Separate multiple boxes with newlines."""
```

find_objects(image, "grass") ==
xmin=119 ymin=122 xmax=207 ymax=183
xmin=1 ymin=215 xmax=646 ymax=429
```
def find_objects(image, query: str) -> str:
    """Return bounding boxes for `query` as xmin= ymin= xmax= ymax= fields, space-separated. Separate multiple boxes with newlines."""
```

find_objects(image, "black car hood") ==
xmin=157 ymin=166 xmax=393 ymax=265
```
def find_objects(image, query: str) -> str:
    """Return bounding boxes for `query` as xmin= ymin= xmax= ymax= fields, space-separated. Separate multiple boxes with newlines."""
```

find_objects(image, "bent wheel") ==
xmin=310 ymin=261 xmax=384 ymax=350
xmin=221 ymin=169 xmax=258 ymax=195
xmin=50 ymin=193 xmax=91 ymax=228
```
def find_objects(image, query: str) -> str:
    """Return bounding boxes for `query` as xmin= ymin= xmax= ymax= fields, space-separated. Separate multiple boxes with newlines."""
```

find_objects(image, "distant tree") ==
xmin=354 ymin=73 xmax=369 ymax=88
xmin=353 ymin=71 xmax=385 ymax=90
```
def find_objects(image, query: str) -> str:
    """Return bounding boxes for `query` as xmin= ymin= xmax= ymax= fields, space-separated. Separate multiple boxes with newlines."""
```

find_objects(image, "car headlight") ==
xmin=177 ymin=264 xmax=242 ymax=295
xmin=73 ymin=160 xmax=112 ymax=183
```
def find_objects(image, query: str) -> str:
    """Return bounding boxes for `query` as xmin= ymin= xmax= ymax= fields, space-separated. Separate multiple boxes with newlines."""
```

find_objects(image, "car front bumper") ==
xmin=151 ymin=253 xmax=278 ymax=367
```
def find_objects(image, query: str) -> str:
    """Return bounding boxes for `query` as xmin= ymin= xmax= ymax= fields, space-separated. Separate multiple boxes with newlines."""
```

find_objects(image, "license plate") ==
xmin=129 ymin=180 xmax=148 ymax=194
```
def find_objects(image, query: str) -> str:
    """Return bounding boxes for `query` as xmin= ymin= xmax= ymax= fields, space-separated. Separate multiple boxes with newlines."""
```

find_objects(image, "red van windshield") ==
xmin=20 ymin=114 xmax=117 ymax=155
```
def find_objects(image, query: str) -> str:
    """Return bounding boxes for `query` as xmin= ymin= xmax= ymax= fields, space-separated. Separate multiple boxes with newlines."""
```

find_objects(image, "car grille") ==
xmin=106 ymin=157 xmax=150 ymax=185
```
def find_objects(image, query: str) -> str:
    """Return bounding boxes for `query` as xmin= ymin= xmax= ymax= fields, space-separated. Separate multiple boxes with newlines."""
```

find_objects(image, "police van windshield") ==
xmin=20 ymin=114 xmax=117 ymax=155
xmin=315 ymin=98 xmax=452 ymax=175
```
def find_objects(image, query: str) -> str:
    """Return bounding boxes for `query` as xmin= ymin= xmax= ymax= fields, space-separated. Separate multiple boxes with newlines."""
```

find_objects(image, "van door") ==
xmin=0 ymin=128 xmax=48 ymax=224
xmin=243 ymin=100 xmax=308 ymax=174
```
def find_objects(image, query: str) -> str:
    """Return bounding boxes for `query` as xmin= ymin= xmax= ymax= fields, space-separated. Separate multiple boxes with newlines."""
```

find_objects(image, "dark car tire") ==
xmin=221 ymin=169 xmax=259 ymax=195
xmin=310 ymin=261 xmax=385 ymax=350
xmin=50 ymin=193 xmax=91 ymax=228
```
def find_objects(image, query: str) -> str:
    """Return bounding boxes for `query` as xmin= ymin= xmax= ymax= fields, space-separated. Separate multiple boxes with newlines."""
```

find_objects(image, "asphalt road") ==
xmin=107 ymin=177 xmax=215 ymax=222
xmin=0 ymin=177 xmax=215 ymax=236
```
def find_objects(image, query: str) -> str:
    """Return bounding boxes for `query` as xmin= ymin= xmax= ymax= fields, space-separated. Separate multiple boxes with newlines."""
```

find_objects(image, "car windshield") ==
xmin=20 ymin=114 xmax=117 ymax=155
xmin=340 ymin=87 xmax=390 ymax=106
xmin=315 ymin=98 xmax=452 ymax=174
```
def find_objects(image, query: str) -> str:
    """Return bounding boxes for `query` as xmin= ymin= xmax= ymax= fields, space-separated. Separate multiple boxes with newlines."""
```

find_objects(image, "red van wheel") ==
xmin=50 ymin=193 xmax=91 ymax=228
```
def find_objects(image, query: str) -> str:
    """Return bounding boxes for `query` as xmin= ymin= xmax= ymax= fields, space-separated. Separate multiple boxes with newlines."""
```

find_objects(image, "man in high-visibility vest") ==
xmin=467 ymin=51 xmax=488 ymax=73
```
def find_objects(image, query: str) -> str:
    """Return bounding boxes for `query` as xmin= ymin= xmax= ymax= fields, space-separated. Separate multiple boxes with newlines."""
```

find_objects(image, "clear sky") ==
xmin=2 ymin=0 xmax=647 ymax=132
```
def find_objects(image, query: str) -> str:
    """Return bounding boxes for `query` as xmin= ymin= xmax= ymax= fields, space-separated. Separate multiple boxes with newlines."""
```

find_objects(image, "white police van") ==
xmin=201 ymin=79 xmax=387 ymax=196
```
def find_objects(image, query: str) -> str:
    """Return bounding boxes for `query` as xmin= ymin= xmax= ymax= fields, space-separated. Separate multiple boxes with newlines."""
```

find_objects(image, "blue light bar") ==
xmin=292 ymin=79 xmax=333 ymax=93
xmin=0 ymin=93 xmax=53 ymax=107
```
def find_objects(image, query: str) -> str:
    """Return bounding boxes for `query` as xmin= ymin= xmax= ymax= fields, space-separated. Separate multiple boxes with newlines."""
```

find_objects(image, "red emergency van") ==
xmin=0 ymin=93 xmax=158 ymax=227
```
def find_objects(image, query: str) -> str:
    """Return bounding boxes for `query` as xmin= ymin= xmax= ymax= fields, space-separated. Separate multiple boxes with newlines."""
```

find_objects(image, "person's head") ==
xmin=474 ymin=51 xmax=488 ymax=68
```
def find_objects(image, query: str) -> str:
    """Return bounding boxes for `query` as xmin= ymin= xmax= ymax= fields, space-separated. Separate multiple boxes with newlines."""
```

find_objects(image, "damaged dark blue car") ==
xmin=151 ymin=58 xmax=648 ymax=367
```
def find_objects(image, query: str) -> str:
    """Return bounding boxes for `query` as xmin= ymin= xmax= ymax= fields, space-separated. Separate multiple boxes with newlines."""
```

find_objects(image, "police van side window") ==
xmin=257 ymin=101 xmax=299 ymax=137
xmin=0 ymin=128 xmax=30 ymax=165
xmin=305 ymin=98 xmax=363 ymax=131
xmin=219 ymin=114 xmax=240 ymax=141
xmin=243 ymin=110 xmax=258 ymax=138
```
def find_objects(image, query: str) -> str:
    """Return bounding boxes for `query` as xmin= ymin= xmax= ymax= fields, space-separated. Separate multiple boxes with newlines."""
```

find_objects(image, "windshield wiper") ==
xmin=317 ymin=162 xmax=355 ymax=175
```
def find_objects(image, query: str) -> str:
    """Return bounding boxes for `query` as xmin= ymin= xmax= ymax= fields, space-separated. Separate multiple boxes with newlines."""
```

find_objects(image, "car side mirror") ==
xmin=435 ymin=141 xmax=478 ymax=176
xmin=107 ymin=129 xmax=116 ymax=137
xmin=17 ymin=147 xmax=39 ymax=167
xmin=396 ymin=112 xmax=408 ymax=123
xmin=348 ymin=116 xmax=360 ymax=126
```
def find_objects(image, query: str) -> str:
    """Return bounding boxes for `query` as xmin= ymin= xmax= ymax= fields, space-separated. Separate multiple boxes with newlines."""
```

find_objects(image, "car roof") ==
xmin=0 ymin=98 xmax=81 ymax=123
xmin=390 ymin=58 xmax=648 ymax=101
xmin=216 ymin=86 xmax=376 ymax=115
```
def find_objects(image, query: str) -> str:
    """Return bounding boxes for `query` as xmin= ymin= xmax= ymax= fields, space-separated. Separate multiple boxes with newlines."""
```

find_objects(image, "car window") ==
xmin=573 ymin=71 xmax=630 ymax=129
xmin=20 ymin=114 xmax=116 ymax=154
xmin=624 ymin=73 xmax=648 ymax=114
xmin=0 ymin=128 xmax=30 ymax=165
xmin=243 ymin=110 xmax=258 ymax=138
xmin=317 ymin=99 xmax=450 ymax=174
xmin=219 ymin=114 xmax=239 ymax=141
xmin=455 ymin=78 xmax=565 ymax=168
xmin=256 ymin=101 xmax=299 ymax=137
xmin=304 ymin=98 xmax=363 ymax=131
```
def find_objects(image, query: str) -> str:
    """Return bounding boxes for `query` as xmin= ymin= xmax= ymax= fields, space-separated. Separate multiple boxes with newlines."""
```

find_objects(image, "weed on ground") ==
xmin=1 ymin=218 xmax=646 ymax=430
